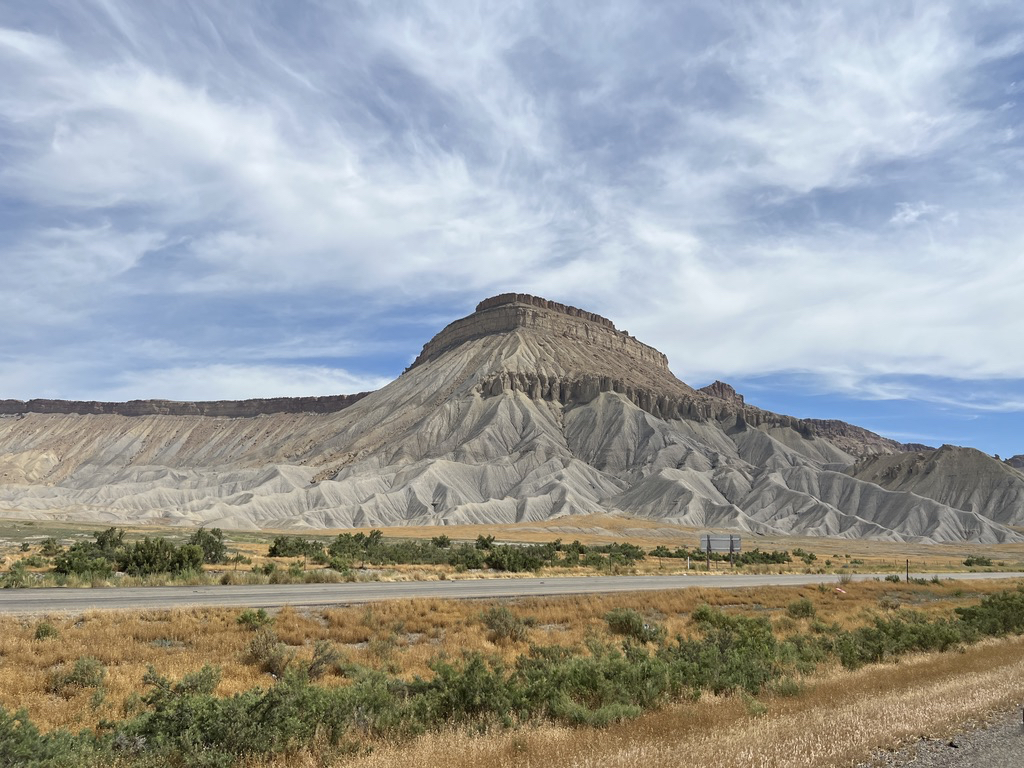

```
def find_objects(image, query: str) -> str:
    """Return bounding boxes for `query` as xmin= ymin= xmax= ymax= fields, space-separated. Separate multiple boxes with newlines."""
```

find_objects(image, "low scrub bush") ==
xmin=605 ymin=608 xmax=665 ymax=644
xmin=246 ymin=628 xmax=295 ymax=677
xmin=482 ymin=605 xmax=529 ymax=644
xmin=792 ymin=547 xmax=817 ymax=564
xmin=237 ymin=608 xmax=273 ymax=630
xmin=786 ymin=598 xmax=815 ymax=619
xmin=963 ymin=555 xmax=993 ymax=567
xmin=33 ymin=621 xmax=58 ymax=640
xmin=0 ymin=706 xmax=102 ymax=767
xmin=305 ymin=640 xmax=342 ymax=681
xmin=47 ymin=656 xmax=106 ymax=697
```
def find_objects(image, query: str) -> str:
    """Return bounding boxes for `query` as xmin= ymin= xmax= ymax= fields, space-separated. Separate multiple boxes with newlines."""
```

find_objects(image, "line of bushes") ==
xmin=265 ymin=532 xmax=646 ymax=573
xmin=48 ymin=528 xmax=228 ymax=579
xmin=5 ymin=585 xmax=1024 ymax=767
xmin=649 ymin=545 xmax=793 ymax=565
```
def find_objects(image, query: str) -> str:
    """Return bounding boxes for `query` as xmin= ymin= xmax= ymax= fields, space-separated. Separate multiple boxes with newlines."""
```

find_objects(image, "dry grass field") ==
xmin=2 ymin=577 xmax=1023 ymax=766
xmin=3 ymin=517 xmax=1024 ymax=766
xmin=333 ymin=635 xmax=1024 ymax=768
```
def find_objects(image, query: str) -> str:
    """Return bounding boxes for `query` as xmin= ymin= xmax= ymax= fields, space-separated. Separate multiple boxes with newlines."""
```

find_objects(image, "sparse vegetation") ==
xmin=605 ymin=608 xmax=665 ymax=644
xmin=793 ymin=548 xmax=817 ymax=565
xmin=46 ymin=656 xmax=106 ymax=697
xmin=237 ymin=608 xmax=274 ymax=630
xmin=786 ymin=598 xmax=816 ymax=619
xmin=1 ymin=579 xmax=1024 ymax=767
xmin=33 ymin=621 xmax=58 ymax=640
xmin=481 ymin=605 xmax=529 ymax=644
xmin=964 ymin=555 xmax=993 ymax=567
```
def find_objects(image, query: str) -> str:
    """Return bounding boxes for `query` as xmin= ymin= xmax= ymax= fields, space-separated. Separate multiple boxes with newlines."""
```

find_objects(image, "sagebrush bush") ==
xmin=786 ymin=598 xmax=815 ymax=619
xmin=605 ymin=608 xmax=665 ymax=644
xmin=236 ymin=608 xmax=273 ymax=630
xmin=47 ymin=656 xmax=106 ymax=697
xmin=33 ymin=621 xmax=58 ymax=640
xmin=305 ymin=640 xmax=342 ymax=680
xmin=246 ymin=628 xmax=295 ymax=676
xmin=481 ymin=605 xmax=529 ymax=644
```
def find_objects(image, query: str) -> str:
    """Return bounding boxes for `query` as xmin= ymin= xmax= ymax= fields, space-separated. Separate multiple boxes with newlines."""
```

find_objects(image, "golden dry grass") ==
xmin=1 ymin=577 xmax=1019 ymax=736
xmin=327 ymin=635 xmax=1024 ymax=768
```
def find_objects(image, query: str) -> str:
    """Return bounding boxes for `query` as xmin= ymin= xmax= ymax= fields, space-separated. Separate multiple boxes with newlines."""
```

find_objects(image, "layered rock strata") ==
xmin=0 ymin=393 xmax=369 ymax=418
xmin=409 ymin=293 xmax=669 ymax=371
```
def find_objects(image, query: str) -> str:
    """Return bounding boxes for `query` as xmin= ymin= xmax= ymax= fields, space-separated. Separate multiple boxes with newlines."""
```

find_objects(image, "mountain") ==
xmin=0 ymin=293 xmax=1020 ymax=543
xmin=849 ymin=446 xmax=1024 ymax=526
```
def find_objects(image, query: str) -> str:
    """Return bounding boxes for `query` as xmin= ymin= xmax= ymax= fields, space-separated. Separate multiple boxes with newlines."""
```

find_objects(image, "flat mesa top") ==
xmin=475 ymin=293 xmax=617 ymax=330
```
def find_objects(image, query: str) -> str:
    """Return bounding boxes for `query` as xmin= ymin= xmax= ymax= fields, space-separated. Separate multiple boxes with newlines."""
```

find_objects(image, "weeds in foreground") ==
xmin=3 ymin=586 xmax=1024 ymax=767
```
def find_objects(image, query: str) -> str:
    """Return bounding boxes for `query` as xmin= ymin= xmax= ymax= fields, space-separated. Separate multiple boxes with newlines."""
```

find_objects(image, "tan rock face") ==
xmin=409 ymin=293 xmax=669 ymax=373
xmin=698 ymin=381 xmax=745 ymax=405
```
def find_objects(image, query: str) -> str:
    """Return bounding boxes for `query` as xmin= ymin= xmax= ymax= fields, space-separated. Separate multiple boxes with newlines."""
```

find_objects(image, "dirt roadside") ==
xmin=858 ymin=707 xmax=1024 ymax=767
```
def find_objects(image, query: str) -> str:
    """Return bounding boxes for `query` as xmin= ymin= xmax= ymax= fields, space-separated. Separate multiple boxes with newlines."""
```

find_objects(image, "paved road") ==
xmin=2 ymin=571 xmax=1022 ymax=615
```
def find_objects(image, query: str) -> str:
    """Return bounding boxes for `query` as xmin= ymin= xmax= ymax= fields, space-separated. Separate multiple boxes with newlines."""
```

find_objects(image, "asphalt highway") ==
xmin=2 ymin=571 xmax=1022 ymax=615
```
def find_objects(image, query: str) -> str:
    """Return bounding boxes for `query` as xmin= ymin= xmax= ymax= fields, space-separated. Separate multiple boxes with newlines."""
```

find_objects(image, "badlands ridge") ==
xmin=1 ymin=293 xmax=1022 ymax=544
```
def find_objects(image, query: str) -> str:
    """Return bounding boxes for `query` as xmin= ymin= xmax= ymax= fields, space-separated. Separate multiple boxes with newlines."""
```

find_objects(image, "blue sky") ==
xmin=2 ymin=1 xmax=1023 ymax=458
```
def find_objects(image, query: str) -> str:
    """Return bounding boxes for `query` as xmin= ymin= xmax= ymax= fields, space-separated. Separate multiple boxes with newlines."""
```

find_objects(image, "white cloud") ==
xmin=889 ymin=201 xmax=942 ymax=225
xmin=0 ymin=0 xmax=1023 ymax=415
xmin=98 ymin=364 xmax=391 ymax=402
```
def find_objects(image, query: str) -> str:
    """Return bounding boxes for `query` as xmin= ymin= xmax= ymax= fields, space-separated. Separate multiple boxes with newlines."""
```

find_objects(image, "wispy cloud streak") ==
xmin=0 ymin=1 xmax=1022 ymax=451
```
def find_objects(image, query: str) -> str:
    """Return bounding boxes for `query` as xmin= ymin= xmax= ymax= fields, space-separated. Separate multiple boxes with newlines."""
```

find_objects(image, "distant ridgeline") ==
xmin=0 ymin=392 xmax=371 ymax=418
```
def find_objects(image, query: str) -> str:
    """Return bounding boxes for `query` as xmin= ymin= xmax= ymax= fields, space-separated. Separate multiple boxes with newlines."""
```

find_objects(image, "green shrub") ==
xmin=481 ymin=605 xmax=529 ymax=644
xmin=786 ymin=598 xmax=815 ymax=619
xmin=47 ymin=657 xmax=106 ymax=697
xmin=33 ymin=621 xmax=58 ymax=640
xmin=963 ymin=555 xmax=993 ymax=567
xmin=792 ymin=548 xmax=817 ymax=564
xmin=605 ymin=608 xmax=665 ymax=644
xmin=306 ymin=640 xmax=342 ymax=681
xmin=39 ymin=537 xmax=63 ymax=557
xmin=0 ymin=706 xmax=103 ymax=767
xmin=116 ymin=537 xmax=203 ymax=576
xmin=268 ymin=535 xmax=327 ymax=559
xmin=237 ymin=608 xmax=274 ymax=630
xmin=1 ymin=562 xmax=28 ymax=589
xmin=663 ymin=606 xmax=781 ymax=695
xmin=187 ymin=527 xmax=227 ymax=564
xmin=246 ymin=628 xmax=294 ymax=676
xmin=956 ymin=588 xmax=1024 ymax=636
xmin=885 ymin=574 xmax=902 ymax=583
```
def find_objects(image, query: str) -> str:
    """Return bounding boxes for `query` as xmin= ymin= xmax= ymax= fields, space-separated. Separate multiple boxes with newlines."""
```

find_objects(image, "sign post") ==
xmin=701 ymin=534 xmax=742 ymax=569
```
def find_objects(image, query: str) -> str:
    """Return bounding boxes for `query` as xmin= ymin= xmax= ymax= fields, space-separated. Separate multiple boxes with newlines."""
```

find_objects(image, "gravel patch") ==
xmin=857 ymin=707 xmax=1024 ymax=767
